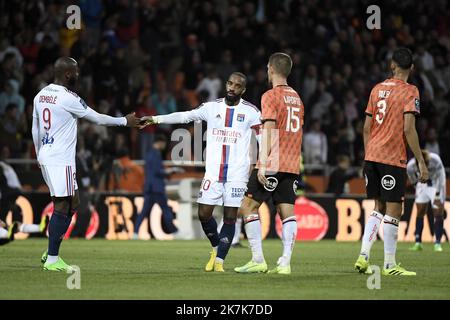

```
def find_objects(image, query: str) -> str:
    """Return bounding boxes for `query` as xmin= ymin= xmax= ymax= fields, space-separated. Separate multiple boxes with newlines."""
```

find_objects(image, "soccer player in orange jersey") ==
xmin=235 ymin=53 xmax=304 ymax=275
xmin=354 ymin=48 xmax=429 ymax=276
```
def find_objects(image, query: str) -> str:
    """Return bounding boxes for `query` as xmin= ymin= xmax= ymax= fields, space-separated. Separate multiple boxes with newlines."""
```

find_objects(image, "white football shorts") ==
xmin=415 ymin=182 xmax=443 ymax=204
xmin=197 ymin=178 xmax=247 ymax=207
xmin=40 ymin=165 xmax=78 ymax=197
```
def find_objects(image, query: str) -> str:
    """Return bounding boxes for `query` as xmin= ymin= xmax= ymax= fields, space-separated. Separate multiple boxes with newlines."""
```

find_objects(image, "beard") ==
xmin=225 ymin=92 xmax=240 ymax=105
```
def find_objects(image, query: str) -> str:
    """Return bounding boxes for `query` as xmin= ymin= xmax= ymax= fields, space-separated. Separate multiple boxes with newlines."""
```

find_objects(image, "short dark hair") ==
xmin=269 ymin=52 xmax=293 ymax=77
xmin=392 ymin=47 xmax=413 ymax=70
xmin=229 ymin=72 xmax=247 ymax=87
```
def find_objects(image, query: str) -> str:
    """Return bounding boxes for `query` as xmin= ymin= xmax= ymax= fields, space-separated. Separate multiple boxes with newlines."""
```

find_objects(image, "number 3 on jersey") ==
xmin=286 ymin=107 xmax=301 ymax=132
xmin=375 ymin=100 xmax=387 ymax=124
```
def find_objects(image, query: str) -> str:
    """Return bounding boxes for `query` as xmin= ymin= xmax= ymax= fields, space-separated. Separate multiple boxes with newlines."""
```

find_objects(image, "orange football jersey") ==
xmin=258 ymin=85 xmax=304 ymax=174
xmin=365 ymin=78 xmax=420 ymax=168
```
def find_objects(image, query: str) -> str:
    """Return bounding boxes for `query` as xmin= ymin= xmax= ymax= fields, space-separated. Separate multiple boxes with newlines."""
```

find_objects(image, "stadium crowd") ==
xmin=0 ymin=0 xmax=449 ymax=191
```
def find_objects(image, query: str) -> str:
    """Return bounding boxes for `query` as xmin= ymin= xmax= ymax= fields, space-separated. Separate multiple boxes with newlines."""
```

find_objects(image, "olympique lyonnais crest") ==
xmin=237 ymin=114 xmax=245 ymax=122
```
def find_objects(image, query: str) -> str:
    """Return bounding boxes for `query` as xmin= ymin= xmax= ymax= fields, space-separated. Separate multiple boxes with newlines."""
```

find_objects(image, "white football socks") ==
xmin=232 ymin=217 xmax=242 ymax=245
xmin=383 ymin=215 xmax=399 ymax=269
xmin=19 ymin=224 xmax=40 ymax=233
xmin=280 ymin=216 xmax=297 ymax=267
xmin=360 ymin=211 xmax=383 ymax=259
xmin=46 ymin=255 xmax=59 ymax=264
xmin=244 ymin=214 xmax=265 ymax=263
xmin=0 ymin=227 xmax=8 ymax=238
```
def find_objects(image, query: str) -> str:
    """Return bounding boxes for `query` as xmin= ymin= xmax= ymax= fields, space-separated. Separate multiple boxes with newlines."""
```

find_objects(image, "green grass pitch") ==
xmin=0 ymin=239 xmax=449 ymax=299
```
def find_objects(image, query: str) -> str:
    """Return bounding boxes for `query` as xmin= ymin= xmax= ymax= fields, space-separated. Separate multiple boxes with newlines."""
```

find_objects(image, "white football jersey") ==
xmin=156 ymin=98 xmax=261 ymax=183
xmin=33 ymin=84 xmax=91 ymax=166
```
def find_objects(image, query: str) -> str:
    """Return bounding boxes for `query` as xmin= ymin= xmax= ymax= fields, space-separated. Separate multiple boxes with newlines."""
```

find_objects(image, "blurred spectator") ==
xmin=416 ymin=45 xmax=435 ymax=72
xmin=0 ymin=52 xmax=23 ymax=89
xmin=343 ymin=89 xmax=359 ymax=124
xmin=246 ymin=68 xmax=267 ymax=105
xmin=326 ymin=155 xmax=359 ymax=195
xmin=0 ymin=79 xmax=25 ymax=116
xmin=152 ymin=79 xmax=177 ymax=133
xmin=303 ymin=120 xmax=327 ymax=165
xmin=133 ymin=135 xmax=178 ymax=238
xmin=195 ymin=66 xmax=222 ymax=101
xmin=79 ymin=0 xmax=103 ymax=50
xmin=124 ymin=38 xmax=149 ymax=96
xmin=183 ymin=34 xmax=204 ymax=90
xmin=425 ymin=127 xmax=440 ymax=155
xmin=36 ymin=34 xmax=59 ymax=73
xmin=216 ymin=50 xmax=236 ymax=84
xmin=109 ymin=146 xmax=144 ymax=192
xmin=301 ymin=64 xmax=318 ymax=106
xmin=0 ymin=103 xmax=27 ymax=157
xmin=309 ymin=81 xmax=333 ymax=121
xmin=0 ymin=38 xmax=23 ymax=67
xmin=203 ymin=21 xmax=223 ymax=64
xmin=326 ymin=109 xmax=353 ymax=165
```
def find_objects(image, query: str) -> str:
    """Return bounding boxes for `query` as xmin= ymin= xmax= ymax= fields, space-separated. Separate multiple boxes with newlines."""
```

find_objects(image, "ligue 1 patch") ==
xmin=415 ymin=98 xmax=420 ymax=112
xmin=237 ymin=113 xmax=245 ymax=122
xmin=80 ymin=98 xmax=88 ymax=109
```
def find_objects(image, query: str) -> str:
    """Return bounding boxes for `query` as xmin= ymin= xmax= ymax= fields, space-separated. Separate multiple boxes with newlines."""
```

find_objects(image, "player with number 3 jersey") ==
xmin=355 ymin=48 xmax=429 ymax=276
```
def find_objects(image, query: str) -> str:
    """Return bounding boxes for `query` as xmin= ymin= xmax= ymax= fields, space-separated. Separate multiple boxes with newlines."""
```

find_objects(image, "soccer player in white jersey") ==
xmin=32 ymin=57 xmax=141 ymax=271
xmin=407 ymin=150 xmax=446 ymax=252
xmin=142 ymin=72 xmax=261 ymax=272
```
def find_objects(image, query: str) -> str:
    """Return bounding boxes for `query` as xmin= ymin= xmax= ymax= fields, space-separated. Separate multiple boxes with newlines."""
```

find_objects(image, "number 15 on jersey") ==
xmin=286 ymin=107 xmax=301 ymax=133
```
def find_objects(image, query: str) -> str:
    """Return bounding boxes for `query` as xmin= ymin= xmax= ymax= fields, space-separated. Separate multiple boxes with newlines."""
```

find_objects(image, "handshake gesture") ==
xmin=124 ymin=114 xmax=158 ymax=129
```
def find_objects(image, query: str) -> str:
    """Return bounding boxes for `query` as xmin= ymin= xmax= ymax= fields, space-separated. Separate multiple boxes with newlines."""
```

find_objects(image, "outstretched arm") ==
xmin=142 ymin=105 xmax=208 ymax=125
xmin=66 ymin=95 xmax=140 ymax=127
xmin=82 ymin=107 xmax=140 ymax=127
